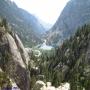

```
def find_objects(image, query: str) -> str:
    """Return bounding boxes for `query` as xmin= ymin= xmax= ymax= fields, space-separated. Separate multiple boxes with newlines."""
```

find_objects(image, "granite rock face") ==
xmin=0 ymin=27 xmax=30 ymax=90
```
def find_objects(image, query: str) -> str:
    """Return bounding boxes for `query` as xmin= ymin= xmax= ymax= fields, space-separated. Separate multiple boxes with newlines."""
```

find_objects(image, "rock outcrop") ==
xmin=13 ymin=33 xmax=30 ymax=66
xmin=0 ymin=26 xmax=30 ymax=90
xmin=33 ymin=80 xmax=46 ymax=90
xmin=33 ymin=81 xmax=70 ymax=90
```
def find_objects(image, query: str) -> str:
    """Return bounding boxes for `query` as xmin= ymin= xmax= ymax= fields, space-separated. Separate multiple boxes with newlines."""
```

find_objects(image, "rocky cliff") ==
xmin=0 ymin=20 xmax=30 ymax=90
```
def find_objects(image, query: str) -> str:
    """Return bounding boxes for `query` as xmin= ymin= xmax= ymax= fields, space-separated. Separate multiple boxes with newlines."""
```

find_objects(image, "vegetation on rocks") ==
xmin=0 ymin=71 xmax=12 ymax=89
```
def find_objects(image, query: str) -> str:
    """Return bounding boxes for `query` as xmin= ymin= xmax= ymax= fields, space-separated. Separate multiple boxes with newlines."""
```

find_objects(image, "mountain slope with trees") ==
xmin=0 ymin=0 xmax=45 ymax=47
xmin=46 ymin=0 xmax=90 ymax=46
xmin=31 ymin=24 xmax=90 ymax=90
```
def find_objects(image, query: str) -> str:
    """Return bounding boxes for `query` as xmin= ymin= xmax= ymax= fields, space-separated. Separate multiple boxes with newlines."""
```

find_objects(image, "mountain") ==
xmin=46 ymin=0 xmax=90 ymax=46
xmin=0 ymin=0 xmax=45 ymax=47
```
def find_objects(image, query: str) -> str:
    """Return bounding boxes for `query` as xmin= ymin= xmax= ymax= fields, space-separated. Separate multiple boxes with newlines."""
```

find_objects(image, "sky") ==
xmin=11 ymin=0 xmax=70 ymax=25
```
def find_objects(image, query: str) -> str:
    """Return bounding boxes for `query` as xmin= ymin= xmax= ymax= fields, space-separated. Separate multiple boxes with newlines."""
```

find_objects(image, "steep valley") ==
xmin=0 ymin=0 xmax=90 ymax=90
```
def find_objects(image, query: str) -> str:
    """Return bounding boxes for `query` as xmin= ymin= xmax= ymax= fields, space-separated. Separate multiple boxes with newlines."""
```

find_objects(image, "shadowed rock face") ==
xmin=0 ymin=27 xmax=30 ymax=90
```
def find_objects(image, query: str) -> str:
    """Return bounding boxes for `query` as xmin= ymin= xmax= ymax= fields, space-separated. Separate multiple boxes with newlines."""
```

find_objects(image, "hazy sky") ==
xmin=11 ymin=0 xmax=70 ymax=24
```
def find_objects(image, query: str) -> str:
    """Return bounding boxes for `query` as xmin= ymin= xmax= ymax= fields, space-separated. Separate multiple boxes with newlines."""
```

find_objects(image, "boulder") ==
xmin=33 ymin=80 xmax=45 ymax=90
xmin=58 ymin=83 xmax=70 ymax=90
xmin=46 ymin=82 xmax=56 ymax=90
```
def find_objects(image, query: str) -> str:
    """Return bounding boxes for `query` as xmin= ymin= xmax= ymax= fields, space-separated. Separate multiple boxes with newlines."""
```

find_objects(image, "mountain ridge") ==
xmin=46 ymin=0 xmax=90 ymax=46
xmin=0 ymin=0 xmax=45 ymax=47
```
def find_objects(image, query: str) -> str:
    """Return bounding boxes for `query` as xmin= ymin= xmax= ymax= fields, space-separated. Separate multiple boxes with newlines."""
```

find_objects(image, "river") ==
xmin=39 ymin=40 xmax=53 ymax=50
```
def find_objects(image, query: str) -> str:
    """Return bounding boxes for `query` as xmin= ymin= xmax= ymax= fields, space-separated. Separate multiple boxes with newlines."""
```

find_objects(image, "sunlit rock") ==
xmin=58 ymin=82 xmax=70 ymax=90
xmin=34 ymin=81 xmax=70 ymax=90
xmin=33 ymin=80 xmax=45 ymax=90
xmin=46 ymin=82 xmax=56 ymax=90
xmin=13 ymin=33 xmax=30 ymax=65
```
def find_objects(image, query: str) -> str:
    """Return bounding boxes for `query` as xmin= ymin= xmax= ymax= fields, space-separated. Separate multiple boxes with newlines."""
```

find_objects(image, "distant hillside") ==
xmin=0 ymin=0 xmax=45 ymax=47
xmin=46 ymin=0 xmax=90 ymax=46
xmin=38 ymin=19 xmax=53 ymax=31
